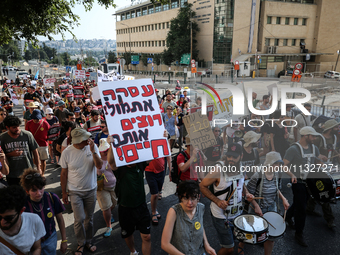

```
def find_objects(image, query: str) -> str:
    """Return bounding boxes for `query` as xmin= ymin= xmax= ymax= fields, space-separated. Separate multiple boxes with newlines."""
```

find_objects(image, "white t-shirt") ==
xmin=61 ymin=137 xmax=69 ymax=148
xmin=59 ymin=144 xmax=100 ymax=191
xmin=0 ymin=212 xmax=46 ymax=254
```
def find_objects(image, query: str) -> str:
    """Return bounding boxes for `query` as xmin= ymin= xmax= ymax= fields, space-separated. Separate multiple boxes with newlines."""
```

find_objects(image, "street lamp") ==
xmin=335 ymin=50 xmax=340 ymax=71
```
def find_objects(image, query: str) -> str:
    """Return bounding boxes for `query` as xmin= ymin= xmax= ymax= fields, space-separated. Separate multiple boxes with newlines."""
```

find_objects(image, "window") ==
xmin=142 ymin=7 xmax=147 ymax=15
xmin=167 ymin=22 xmax=170 ymax=28
xmin=265 ymin=38 xmax=270 ymax=46
xmin=126 ymin=13 xmax=130 ymax=19
xmin=131 ymin=12 xmax=135 ymax=18
xmin=121 ymin=14 xmax=126 ymax=20
xmin=142 ymin=26 xmax=144 ymax=32
xmin=294 ymin=18 xmax=298 ymax=25
xmin=155 ymin=4 xmax=162 ymax=12
xmin=292 ymin=39 xmax=296 ymax=46
xmin=274 ymin=39 xmax=279 ymax=46
xmin=139 ymin=27 xmax=141 ymax=32
xmin=133 ymin=27 xmax=135 ymax=32
xmin=142 ymin=42 xmax=144 ymax=47
xmin=171 ymin=0 xmax=179 ymax=8
xmin=267 ymin=16 xmax=272 ymax=24
xmin=276 ymin=17 xmax=281 ymax=25
xmin=163 ymin=23 xmax=165 ymax=29
xmin=149 ymin=6 xmax=154 ymax=14
xmin=285 ymin=17 xmax=289 ymax=25
xmin=180 ymin=0 xmax=187 ymax=7
xmin=155 ymin=24 xmax=157 ymax=30
xmin=163 ymin=4 xmax=169 ymax=10
xmin=155 ymin=41 xmax=157 ymax=47
xmin=159 ymin=40 xmax=161 ymax=47
xmin=137 ymin=9 xmax=141 ymax=17
xmin=148 ymin=25 xmax=150 ymax=31
xmin=151 ymin=24 xmax=154 ymax=30
xmin=163 ymin=40 xmax=165 ymax=46
xmin=148 ymin=41 xmax=151 ymax=47
xmin=159 ymin=23 xmax=161 ymax=29
xmin=283 ymin=39 xmax=288 ymax=46
xmin=302 ymin=18 xmax=307 ymax=25
xmin=145 ymin=25 xmax=147 ymax=31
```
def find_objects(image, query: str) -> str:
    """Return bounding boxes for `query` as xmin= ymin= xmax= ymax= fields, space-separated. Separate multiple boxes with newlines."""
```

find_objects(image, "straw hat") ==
xmin=323 ymin=119 xmax=339 ymax=132
xmin=243 ymin=131 xmax=261 ymax=147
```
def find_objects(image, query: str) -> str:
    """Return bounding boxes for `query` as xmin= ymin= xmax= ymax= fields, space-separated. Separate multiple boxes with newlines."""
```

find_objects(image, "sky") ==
xmin=38 ymin=0 xmax=132 ymax=41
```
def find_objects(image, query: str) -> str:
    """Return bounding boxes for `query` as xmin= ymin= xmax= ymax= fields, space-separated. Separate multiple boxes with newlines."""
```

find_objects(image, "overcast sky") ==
xmin=38 ymin=0 xmax=132 ymax=41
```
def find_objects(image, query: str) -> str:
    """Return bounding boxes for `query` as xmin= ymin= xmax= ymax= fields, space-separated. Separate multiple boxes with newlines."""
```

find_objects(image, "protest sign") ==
xmin=47 ymin=123 xmax=61 ymax=141
xmin=75 ymin=70 xmax=85 ymax=79
xmin=43 ymin=78 xmax=56 ymax=87
xmin=190 ymin=104 xmax=214 ymax=121
xmin=23 ymin=74 xmax=27 ymax=80
xmin=90 ymin=86 xmax=100 ymax=101
xmin=24 ymin=99 xmax=33 ymax=108
xmin=183 ymin=111 xmax=217 ymax=150
xmin=7 ymin=89 xmax=19 ymax=105
xmin=59 ymin=84 xmax=69 ymax=93
xmin=73 ymin=86 xmax=84 ymax=99
xmin=98 ymin=78 xmax=170 ymax=167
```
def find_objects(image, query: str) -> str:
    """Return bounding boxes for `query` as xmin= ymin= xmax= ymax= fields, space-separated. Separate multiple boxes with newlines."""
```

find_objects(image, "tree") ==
xmin=24 ymin=50 xmax=32 ymax=61
xmin=154 ymin=54 xmax=162 ymax=65
xmin=164 ymin=3 xmax=199 ymax=63
xmin=108 ymin=51 xmax=117 ymax=63
xmin=0 ymin=40 xmax=22 ymax=62
xmin=122 ymin=52 xmax=131 ymax=66
xmin=162 ymin=49 xmax=173 ymax=66
xmin=141 ymin=54 xmax=148 ymax=66
xmin=84 ymin=57 xmax=98 ymax=66
xmin=0 ymin=0 xmax=116 ymax=46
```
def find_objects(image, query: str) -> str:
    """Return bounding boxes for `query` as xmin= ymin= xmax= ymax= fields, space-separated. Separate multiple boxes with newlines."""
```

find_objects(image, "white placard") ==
xmin=75 ymin=70 xmax=85 ymax=79
xmin=90 ymin=86 xmax=100 ymax=101
xmin=43 ymin=78 xmax=56 ymax=87
xmin=98 ymin=78 xmax=170 ymax=167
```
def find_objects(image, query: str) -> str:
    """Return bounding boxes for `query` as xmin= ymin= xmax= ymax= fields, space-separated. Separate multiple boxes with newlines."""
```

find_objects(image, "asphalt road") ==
xmin=12 ymin=104 xmax=340 ymax=255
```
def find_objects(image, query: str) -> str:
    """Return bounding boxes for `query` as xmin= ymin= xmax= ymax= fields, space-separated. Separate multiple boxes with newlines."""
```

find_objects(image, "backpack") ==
xmin=170 ymin=151 xmax=188 ymax=184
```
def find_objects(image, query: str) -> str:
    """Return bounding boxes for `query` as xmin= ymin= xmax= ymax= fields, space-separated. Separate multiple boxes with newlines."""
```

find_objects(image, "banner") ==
xmin=183 ymin=111 xmax=217 ymax=150
xmin=8 ymin=89 xmax=19 ymax=105
xmin=59 ymin=84 xmax=69 ymax=93
xmin=75 ymin=70 xmax=85 ymax=79
xmin=73 ymin=86 xmax=84 ymax=99
xmin=97 ymin=70 xmax=117 ymax=82
xmin=43 ymin=78 xmax=56 ymax=87
xmin=47 ymin=123 xmax=61 ymax=141
xmin=98 ymin=78 xmax=170 ymax=167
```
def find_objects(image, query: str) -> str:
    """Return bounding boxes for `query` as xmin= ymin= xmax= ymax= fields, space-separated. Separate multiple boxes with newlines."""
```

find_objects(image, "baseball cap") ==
xmin=180 ymin=94 xmax=185 ymax=98
xmin=299 ymin=126 xmax=320 ymax=136
xmin=226 ymin=143 xmax=243 ymax=158
xmin=74 ymin=107 xmax=81 ymax=113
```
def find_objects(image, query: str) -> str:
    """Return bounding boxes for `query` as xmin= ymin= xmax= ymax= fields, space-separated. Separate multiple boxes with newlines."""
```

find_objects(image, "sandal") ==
xmin=155 ymin=211 xmax=161 ymax=219
xmin=158 ymin=192 xmax=162 ymax=200
xmin=152 ymin=215 xmax=159 ymax=225
xmin=237 ymin=246 xmax=244 ymax=255
xmin=85 ymin=243 xmax=96 ymax=253
xmin=74 ymin=245 xmax=84 ymax=255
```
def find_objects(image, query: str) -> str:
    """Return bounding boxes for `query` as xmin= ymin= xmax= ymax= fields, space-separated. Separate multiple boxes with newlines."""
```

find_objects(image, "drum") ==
xmin=233 ymin=214 xmax=269 ymax=245
xmin=305 ymin=170 xmax=336 ymax=202
xmin=329 ymin=166 xmax=340 ymax=199
xmin=262 ymin=212 xmax=286 ymax=240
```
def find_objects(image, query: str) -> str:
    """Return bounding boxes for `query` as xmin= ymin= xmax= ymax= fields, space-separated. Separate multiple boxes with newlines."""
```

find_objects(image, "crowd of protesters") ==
xmin=0 ymin=75 xmax=340 ymax=255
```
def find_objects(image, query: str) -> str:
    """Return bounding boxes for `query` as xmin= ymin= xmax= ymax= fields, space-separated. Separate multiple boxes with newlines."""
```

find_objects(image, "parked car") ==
xmin=6 ymin=66 xmax=17 ymax=71
xmin=17 ymin=71 xmax=30 ymax=79
xmin=324 ymin=70 xmax=340 ymax=80
xmin=278 ymin=69 xmax=293 ymax=78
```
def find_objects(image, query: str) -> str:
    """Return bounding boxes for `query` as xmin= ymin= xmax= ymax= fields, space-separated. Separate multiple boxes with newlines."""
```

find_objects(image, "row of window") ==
xmin=119 ymin=0 xmax=187 ymax=21
xmin=267 ymin=16 xmax=307 ymax=26
xmin=117 ymin=22 xmax=170 ymax=35
xmin=117 ymin=41 xmax=166 ymax=48
xmin=265 ymin=38 xmax=305 ymax=46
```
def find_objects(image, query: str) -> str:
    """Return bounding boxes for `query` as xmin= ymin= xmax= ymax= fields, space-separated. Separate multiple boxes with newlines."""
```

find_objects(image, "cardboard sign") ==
xmin=43 ymin=78 xmax=56 ymax=87
xmin=98 ymin=78 xmax=170 ymax=167
xmin=59 ymin=84 xmax=69 ymax=93
xmin=190 ymin=104 xmax=214 ymax=121
xmin=183 ymin=111 xmax=217 ymax=150
xmin=75 ymin=70 xmax=85 ymax=79
xmin=73 ymin=86 xmax=84 ymax=99
xmin=47 ymin=123 xmax=61 ymax=141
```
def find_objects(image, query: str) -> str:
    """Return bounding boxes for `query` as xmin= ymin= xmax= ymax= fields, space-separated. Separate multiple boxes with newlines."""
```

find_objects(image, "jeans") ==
xmin=286 ymin=182 xmax=308 ymax=234
xmin=41 ymin=230 xmax=57 ymax=255
xmin=69 ymin=188 xmax=97 ymax=246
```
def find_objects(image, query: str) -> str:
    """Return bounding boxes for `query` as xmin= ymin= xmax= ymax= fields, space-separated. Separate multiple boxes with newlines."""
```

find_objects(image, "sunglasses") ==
xmin=167 ymin=108 xmax=172 ymax=110
xmin=100 ymin=126 xmax=106 ymax=128
xmin=0 ymin=114 xmax=6 ymax=116
xmin=25 ymin=173 xmax=41 ymax=180
xmin=214 ymin=130 xmax=220 ymax=132
xmin=0 ymin=212 xmax=18 ymax=223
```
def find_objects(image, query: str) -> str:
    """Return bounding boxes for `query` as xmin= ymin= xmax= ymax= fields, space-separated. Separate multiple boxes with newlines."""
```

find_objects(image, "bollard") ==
xmin=216 ymin=75 xmax=218 ymax=83
xmin=201 ymin=76 xmax=203 ymax=83
xmin=231 ymin=68 xmax=234 ymax=83
xmin=168 ymin=73 xmax=170 ymax=84
xmin=184 ymin=74 xmax=186 ymax=84
xmin=154 ymin=74 xmax=156 ymax=84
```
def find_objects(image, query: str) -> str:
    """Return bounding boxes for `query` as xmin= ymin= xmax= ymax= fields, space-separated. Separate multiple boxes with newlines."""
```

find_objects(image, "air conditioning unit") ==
xmin=267 ymin=46 xmax=273 ymax=54
xmin=272 ymin=46 xmax=277 ymax=54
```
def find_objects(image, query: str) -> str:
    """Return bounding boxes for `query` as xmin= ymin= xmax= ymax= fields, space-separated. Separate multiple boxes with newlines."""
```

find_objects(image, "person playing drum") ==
xmin=284 ymin=126 xmax=327 ymax=247
xmin=247 ymin=151 xmax=289 ymax=255
xmin=200 ymin=143 xmax=254 ymax=255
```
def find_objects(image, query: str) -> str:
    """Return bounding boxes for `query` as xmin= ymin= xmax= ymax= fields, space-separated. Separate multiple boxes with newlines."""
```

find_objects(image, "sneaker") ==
xmin=306 ymin=210 xmax=322 ymax=217
xmin=103 ymin=227 xmax=112 ymax=238
xmin=295 ymin=233 xmax=308 ymax=247
xmin=130 ymin=251 xmax=139 ymax=255
xmin=286 ymin=218 xmax=295 ymax=230
xmin=111 ymin=215 xmax=115 ymax=223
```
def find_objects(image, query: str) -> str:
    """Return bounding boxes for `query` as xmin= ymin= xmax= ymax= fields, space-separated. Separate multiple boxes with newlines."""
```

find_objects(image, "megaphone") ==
xmin=234 ymin=130 xmax=244 ymax=138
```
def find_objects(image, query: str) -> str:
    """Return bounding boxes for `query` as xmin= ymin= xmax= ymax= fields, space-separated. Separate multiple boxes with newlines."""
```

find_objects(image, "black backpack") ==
xmin=170 ymin=151 xmax=188 ymax=184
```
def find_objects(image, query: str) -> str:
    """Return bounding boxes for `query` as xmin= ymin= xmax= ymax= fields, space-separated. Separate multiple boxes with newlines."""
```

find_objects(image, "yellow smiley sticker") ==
xmin=245 ymin=234 xmax=253 ymax=240
xmin=40 ymin=128 xmax=44 ymax=131
xmin=47 ymin=212 xmax=53 ymax=218
xmin=195 ymin=222 xmax=201 ymax=230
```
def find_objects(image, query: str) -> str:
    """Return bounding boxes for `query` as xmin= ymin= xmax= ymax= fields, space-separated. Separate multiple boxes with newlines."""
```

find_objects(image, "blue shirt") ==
xmin=94 ymin=131 xmax=108 ymax=146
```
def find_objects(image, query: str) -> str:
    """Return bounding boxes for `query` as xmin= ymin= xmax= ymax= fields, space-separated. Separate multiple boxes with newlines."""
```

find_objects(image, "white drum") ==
xmin=262 ymin=212 xmax=286 ymax=240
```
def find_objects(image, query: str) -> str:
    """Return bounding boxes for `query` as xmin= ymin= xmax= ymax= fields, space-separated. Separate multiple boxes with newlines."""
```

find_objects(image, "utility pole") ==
xmin=335 ymin=50 xmax=340 ymax=71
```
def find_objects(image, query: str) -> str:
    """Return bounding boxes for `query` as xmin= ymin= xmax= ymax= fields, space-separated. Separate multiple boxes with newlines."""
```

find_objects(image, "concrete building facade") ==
xmin=115 ymin=0 xmax=340 ymax=75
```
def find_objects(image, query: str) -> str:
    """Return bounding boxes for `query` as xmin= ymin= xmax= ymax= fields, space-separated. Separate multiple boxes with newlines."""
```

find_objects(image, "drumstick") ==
xmin=249 ymin=205 xmax=277 ymax=230
xmin=283 ymin=210 xmax=287 ymax=223
xmin=253 ymin=197 xmax=264 ymax=200
xmin=225 ymin=188 xmax=237 ymax=204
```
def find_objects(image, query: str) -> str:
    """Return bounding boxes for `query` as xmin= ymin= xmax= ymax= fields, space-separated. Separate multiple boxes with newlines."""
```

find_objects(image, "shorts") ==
xmin=170 ymin=135 xmax=176 ymax=140
xmin=37 ymin=146 xmax=49 ymax=161
xmin=97 ymin=186 xmax=117 ymax=211
xmin=118 ymin=202 xmax=151 ymax=239
xmin=211 ymin=214 xmax=235 ymax=249
xmin=145 ymin=171 xmax=165 ymax=195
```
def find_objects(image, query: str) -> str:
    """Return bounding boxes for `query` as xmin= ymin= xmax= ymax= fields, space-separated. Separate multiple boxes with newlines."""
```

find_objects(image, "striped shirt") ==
xmin=247 ymin=172 xmax=278 ymax=208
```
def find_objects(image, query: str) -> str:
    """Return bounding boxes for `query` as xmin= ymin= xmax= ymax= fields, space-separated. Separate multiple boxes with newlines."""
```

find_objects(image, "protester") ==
xmin=181 ymin=100 xmax=190 ymax=115
xmin=162 ymin=93 xmax=176 ymax=112
xmin=96 ymin=138 xmax=117 ymax=238
xmin=83 ymin=110 xmax=102 ymax=139
xmin=60 ymin=127 xmax=102 ymax=255
xmin=241 ymin=131 xmax=261 ymax=178
xmin=94 ymin=120 xmax=109 ymax=146
xmin=161 ymin=180 xmax=216 ymax=255
xmin=23 ymin=101 xmax=39 ymax=127
xmin=177 ymin=94 xmax=185 ymax=107
xmin=0 ymin=116 xmax=41 ymax=186
xmin=163 ymin=105 xmax=177 ymax=151
xmin=42 ymin=90 xmax=53 ymax=112
xmin=0 ymin=185 xmax=46 ymax=254
xmin=54 ymin=101 xmax=69 ymax=122
xmin=294 ymin=103 xmax=312 ymax=142
xmin=74 ymin=107 xmax=86 ymax=126
xmin=66 ymin=112 xmax=76 ymax=122
xmin=269 ymin=110 xmax=289 ymax=159
xmin=20 ymin=168 xmax=67 ymax=254
xmin=203 ymin=126 xmax=224 ymax=168
xmin=1 ymin=93 xmax=13 ymax=116
xmin=0 ymin=108 xmax=7 ymax=124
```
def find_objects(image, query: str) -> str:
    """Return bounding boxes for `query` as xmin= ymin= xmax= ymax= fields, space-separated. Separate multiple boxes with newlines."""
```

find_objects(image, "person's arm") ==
xmin=60 ymin=168 xmax=69 ymax=204
xmin=203 ymin=228 xmax=216 ymax=255
xmin=107 ymin=137 xmax=118 ymax=171
xmin=199 ymin=171 xmax=228 ymax=210
xmin=283 ymin=158 xmax=297 ymax=183
xmin=56 ymin=144 xmax=62 ymax=153
xmin=30 ymin=239 xmax=42 ymax=255
xmin=278 ymin=190 xmax=290 ymax=211
xmin=161 ymin=208 xmax=184 ymax=255
xmin=0 ymin=151 xmax=9 ymax=175
xmin=32 ymin=149 xmax=41 ymax=174
xmin=242 ymin=183 xmax=254 ymax=201
xmin=178 ymin=148 xmax=198 ymax=172
xmin=88 ymin=138 xmax=103 ymax=169
xmin=55 ymin=213 xmax=67 ymax=253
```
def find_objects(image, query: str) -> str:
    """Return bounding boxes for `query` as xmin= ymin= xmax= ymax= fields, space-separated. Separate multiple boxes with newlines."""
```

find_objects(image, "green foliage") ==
xmin=84 ymin=56 xmax=98 ymax=66
xmin=164 ymin=3 xmax=199 ymax=64
xmin=0 ymin=0 xmax=116 ymax=46
xmin=141 ymin=54 xmax=148 ymax=66
xmin=154 ymin=54 xmax=162 ymax=65
xmin=60 ymin=52 xmax=71 ymax=65
xmin=0 ymin=40 xmax=22 ymax=63
xmin=122 ymin=52 xmax=131 ymax=66
xmin=108 ymin=51 xmax=117 ymax=63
